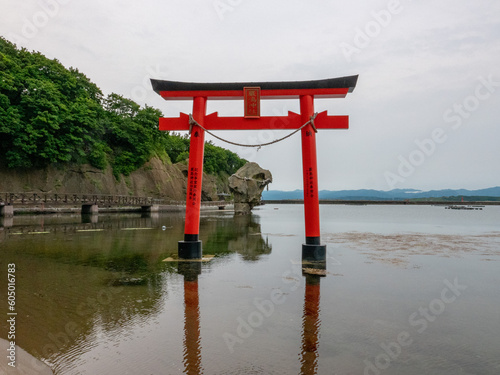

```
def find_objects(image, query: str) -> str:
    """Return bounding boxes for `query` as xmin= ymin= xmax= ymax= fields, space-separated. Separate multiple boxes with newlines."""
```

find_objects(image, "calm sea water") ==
xmin=1 ymin=204 xmax=499 ymax=374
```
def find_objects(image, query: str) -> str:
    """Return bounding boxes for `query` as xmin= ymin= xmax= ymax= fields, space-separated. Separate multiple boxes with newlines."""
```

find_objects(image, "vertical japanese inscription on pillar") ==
xmin=189 ymin=167 xmax=199 ymax=206
xmin=307 ymin=167 xmax=315 ymax=199
xmin=244 ymin=87 xmax=260 ymax=118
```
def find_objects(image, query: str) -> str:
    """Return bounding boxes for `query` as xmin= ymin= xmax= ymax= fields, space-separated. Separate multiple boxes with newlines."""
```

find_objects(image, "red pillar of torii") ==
xmin=151 ymin=76 xmax=358 ymax=260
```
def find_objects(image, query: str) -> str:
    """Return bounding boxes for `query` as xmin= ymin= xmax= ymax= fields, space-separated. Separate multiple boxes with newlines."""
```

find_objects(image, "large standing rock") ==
xmin=229 ymin=162 xmax=272 ymax=215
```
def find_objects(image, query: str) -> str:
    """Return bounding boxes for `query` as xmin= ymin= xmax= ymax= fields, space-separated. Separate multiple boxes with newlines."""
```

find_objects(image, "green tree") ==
xmin=103 ymin=94 xmax=168 ymax=177
xmin=203 ymin=141 xmax=246 ymax=176
xmin=0 ymin=36 xmax=247 ymax=180
xmin=164 ymin=132 xmax=190 ymax=163
xmin=0 ymin=37 xmax=106 ymax=168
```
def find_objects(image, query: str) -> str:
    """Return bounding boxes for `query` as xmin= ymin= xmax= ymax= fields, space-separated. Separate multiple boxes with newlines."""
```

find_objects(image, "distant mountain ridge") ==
xmin=262 ymin=187 xmax=500 ymax=200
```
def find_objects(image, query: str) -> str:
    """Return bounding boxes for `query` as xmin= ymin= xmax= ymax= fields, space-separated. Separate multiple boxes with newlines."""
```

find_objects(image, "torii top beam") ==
xmin=151 ymin=75 xmax=358 ymax=100
xmin=151 ymin=75 xmax=358 ymax=131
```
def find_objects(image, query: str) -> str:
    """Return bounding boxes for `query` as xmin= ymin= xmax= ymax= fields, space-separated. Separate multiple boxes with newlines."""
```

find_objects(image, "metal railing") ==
xmin=0 ymin=193 xmax=231 ymax=207
xmin=0 ymin=193 xmax=162 ymax=206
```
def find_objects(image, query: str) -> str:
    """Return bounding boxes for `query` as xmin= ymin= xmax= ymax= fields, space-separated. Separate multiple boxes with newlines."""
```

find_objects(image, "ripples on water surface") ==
xmin=1 ymin=205 xmax=499 ymax=374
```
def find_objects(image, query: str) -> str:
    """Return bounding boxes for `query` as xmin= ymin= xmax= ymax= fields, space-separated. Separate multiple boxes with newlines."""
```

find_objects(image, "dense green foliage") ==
xmin=0 ymin=37 xmax=246 ymax=178
xmin=163 ymin=133 xmax=246 ymax=175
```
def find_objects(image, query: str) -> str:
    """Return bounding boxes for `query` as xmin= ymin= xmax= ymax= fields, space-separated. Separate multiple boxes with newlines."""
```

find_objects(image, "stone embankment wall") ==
xmin=0 ymin=157 xmax=222 ymax=202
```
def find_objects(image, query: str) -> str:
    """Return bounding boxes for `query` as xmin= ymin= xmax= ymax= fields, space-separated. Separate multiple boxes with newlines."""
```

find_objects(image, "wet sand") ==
xmin=323 ymin=231 xmax=500 ymax=267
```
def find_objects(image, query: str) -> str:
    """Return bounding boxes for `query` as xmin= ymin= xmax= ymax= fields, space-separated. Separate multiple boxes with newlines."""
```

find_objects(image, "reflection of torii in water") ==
xmin=178 ymin=259 xmax=327 ymax=375
xmin=178 ymin=261 xmax=203 ymax=375
xmin=176 ymin=215 xmax=272 ymax=374
xmin=299 ymin=263 xmax=326 ymax=375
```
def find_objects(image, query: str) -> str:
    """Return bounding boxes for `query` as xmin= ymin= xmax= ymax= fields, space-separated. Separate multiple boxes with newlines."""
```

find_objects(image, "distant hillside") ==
xmin=262 ymin=187 xmax=500 ymax=201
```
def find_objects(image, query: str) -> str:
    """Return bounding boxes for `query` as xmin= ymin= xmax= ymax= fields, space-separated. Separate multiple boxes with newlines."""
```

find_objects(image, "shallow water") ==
xmin=1 ymin=205 xmax=499 ymax=374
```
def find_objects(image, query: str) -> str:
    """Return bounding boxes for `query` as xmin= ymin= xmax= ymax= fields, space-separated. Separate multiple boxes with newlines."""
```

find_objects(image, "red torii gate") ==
xmin=151 ymin=75 xmax=358 ymax=260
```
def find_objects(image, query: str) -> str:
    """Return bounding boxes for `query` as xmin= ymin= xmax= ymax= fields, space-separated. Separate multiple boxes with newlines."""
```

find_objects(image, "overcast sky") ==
xmin=1 ymin=0 xmax=499 ymax=191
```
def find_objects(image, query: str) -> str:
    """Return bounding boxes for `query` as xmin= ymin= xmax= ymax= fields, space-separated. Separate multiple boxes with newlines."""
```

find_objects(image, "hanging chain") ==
xmin=188 ymin=113 xmax=318 ymax=150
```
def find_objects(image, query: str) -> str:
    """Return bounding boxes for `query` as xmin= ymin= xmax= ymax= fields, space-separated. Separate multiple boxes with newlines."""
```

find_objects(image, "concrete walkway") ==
xmin=1 ymin=339 xmax=53 ymax=375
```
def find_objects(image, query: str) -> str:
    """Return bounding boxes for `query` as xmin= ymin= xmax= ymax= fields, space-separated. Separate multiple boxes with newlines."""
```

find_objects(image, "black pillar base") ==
xmin=178 ymin=240 xmax=202 ymax=259
xmin=302 ymin=243 xmax=326 ymax=262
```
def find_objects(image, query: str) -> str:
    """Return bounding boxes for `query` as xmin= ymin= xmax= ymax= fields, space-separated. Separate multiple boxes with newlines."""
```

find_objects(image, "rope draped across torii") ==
xmin=187 ymin=112 xmax=319 ymax=149
xmin=151 ymin=75 xmax=358 ymax=260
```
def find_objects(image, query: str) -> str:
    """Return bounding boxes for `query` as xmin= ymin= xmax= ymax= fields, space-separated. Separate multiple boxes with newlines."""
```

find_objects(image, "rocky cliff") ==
xmin=0 ymin=156 xmax=224 ymax=202
xmin=229 ymin=162 xmax=272 ymax=215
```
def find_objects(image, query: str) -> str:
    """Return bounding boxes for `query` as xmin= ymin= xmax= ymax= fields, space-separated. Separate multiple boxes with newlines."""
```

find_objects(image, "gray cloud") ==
xmin=1 ymin=0 xmax=499 ymax=190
